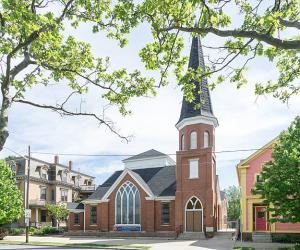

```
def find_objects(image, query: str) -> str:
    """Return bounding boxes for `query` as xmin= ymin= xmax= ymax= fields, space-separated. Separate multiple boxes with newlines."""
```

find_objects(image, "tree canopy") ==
xmin=45 ymin=203 xmax=69 ymax=227
xmin=0 ymin=160 xmax=23 ymax=226
xmin=224 ymin=185 xmax=241 ymax=221
xmin=0 ymin=0 xmax=299 ymax=150
xmin=255 ymin=116 xmax=300 ymax=223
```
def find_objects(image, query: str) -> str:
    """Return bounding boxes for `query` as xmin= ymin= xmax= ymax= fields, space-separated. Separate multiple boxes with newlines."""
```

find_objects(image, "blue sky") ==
xmin=1 ymin=18 xmax=299 ymax=190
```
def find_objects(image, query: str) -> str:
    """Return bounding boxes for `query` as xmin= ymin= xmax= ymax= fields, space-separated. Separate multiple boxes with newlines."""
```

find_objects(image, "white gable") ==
xmin=123 ymin=155 xmax=175 ymax=170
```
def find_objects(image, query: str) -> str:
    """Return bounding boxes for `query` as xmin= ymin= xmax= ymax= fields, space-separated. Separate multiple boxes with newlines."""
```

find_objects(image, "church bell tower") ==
xmin=175 ymin=36 xmax=219 ymax=236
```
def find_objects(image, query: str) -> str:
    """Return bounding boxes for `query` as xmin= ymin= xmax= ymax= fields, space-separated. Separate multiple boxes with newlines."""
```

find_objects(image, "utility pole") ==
xmin=25 ymin=146 xmax=31 ymax=243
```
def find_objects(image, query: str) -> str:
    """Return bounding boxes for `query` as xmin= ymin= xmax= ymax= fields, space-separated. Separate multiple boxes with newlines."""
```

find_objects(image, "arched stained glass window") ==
xmin=186 ymin=197 xmax=202 ymax=210
xmin=116 ymin=181 xmax=140 ymax=224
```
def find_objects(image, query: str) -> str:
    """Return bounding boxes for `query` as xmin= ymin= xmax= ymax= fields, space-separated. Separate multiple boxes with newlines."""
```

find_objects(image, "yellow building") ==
xmin=14 ymin=155 xmax=95 ymax=227
xmin=237 ymin=138 xmax=300 ymax=242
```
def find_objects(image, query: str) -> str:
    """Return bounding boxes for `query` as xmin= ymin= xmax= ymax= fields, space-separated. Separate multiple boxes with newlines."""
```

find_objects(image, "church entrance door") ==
xmin=185 ymin=197 xmax=203 ymax=232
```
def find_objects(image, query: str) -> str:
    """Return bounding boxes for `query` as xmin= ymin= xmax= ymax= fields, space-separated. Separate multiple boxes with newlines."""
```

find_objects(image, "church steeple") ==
xmin=175 ymin=36 xmax=219 ymax=236
xmin=176 ymin=36 xmax=218 ymax=128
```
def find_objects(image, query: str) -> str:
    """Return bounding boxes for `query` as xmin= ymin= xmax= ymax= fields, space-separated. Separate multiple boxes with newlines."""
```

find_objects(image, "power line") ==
xmin=29 ymin=147 xmax=271 ymax=157
xmin=3 ymin=146 xmax=28 ymax=159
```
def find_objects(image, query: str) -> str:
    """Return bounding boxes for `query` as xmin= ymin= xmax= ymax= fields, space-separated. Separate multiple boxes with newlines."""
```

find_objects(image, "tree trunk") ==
xmin=0 ymin=80 xmax=10 ymax=152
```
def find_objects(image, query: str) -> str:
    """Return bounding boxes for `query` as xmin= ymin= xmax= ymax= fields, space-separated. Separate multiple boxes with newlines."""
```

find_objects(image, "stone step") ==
xmin=178 ymin=232 xmax=206 ymax=240
xmin=252 ymin=232 xmax=272 ymax=243
xmin=216 ymin=231 xmax=235 ymax=239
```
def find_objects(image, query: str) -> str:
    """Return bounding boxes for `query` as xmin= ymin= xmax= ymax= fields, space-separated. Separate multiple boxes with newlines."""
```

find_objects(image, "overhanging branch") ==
xmin=279 ymin=18 xmax=300 ymax=30
xmin=14 ymin=99 xmax=129 ymax=142
xmin=159 ymin=26 xmax=300 ymax=50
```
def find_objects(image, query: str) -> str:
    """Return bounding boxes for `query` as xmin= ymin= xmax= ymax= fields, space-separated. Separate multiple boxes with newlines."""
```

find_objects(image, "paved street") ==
xmin=0 ymin=235 xmax=294 ymax=250
xmin=0 ymin=245 xmax=104 ymax=250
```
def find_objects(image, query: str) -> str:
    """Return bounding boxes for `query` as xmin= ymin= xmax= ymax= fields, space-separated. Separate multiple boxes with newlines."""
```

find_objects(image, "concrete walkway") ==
xmin=2 ymin=235 xmax=294 ymax=250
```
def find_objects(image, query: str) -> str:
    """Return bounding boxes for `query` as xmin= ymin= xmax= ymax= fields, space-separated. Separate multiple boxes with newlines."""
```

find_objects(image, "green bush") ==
xmin=279 ymin=243 xmax=300 ymax=250
xmin=8 ymin=228 xmax=25 ymax=235
xmin=30 ymin=226 xmax=64 ymax=236
xmin=29 ymin=227 xmax=37 ymax=234
xmin=273 ymin=235 xmax=300 ymax=244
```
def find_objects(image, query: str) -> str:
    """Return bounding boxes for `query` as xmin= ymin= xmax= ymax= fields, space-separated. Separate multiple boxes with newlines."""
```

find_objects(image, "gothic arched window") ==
xmin=190 ymin=131 xmax=197 ymax=149
xmin=204 ymin=131 xmax=209 ymax=148
xmin=116 ymin=181 xmax=140 ymax=225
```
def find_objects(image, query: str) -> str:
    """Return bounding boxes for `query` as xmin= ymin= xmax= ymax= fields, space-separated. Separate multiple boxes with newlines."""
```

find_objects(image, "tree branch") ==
xmin=279 ymin=18 xmax=300 ymax=30
xmin=56 ymin=0 xmax=75 ymax=24
xmin=159 ymin=26 xmax=300 ymax=50
xmin=14 ymin=99 xmax=129 ymax=142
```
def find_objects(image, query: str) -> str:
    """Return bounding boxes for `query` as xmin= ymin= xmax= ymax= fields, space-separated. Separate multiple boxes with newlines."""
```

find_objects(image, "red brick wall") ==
xmin=154 ymin=200 xmax=175 ymax=231
xmin=85 ymin=204 xmax=100 ymax=230
xmin=68 ymin=212 xmax=84 ymax=230
xmin=99 ymin=202 xmax=109 ymax=232
xmin=81 ymin=173 xmax=176 ymax=233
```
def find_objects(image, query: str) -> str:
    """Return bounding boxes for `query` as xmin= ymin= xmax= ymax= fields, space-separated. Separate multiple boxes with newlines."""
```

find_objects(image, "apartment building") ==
xmin=14 ymin=155 xmax=95 ymax=227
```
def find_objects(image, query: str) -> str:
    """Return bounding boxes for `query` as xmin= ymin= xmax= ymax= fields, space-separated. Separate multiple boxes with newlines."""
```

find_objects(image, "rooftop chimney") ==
xmin=68 ymin=160 xmax=73 ymax=171
xmin=54 ymin=155 xmax=59 ymax=164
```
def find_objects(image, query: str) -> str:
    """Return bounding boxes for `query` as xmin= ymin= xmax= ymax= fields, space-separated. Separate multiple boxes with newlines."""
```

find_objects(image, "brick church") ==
xmin=67 ymin=36 xmax=228 ymax=238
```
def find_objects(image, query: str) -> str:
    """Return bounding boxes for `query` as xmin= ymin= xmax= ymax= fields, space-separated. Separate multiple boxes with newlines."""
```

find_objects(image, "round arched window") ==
xmin=190 ymin=131 xmax=197 ymax=149
xmin=204 ymin=131 xmax=209 ymax=148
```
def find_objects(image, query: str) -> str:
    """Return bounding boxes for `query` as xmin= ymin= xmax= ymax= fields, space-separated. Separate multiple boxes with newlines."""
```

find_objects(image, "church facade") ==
xmin=67 ymin=36 xmax=227 ymax=237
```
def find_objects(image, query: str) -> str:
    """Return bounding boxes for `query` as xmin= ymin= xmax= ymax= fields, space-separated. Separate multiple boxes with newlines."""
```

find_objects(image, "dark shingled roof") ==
xmin=147 ymin=166 xmax=176 ymax=196
xmin=67 ymin=202 xmax=84 ymax=210
xmin=87 ymin=186 xmax=110 ymax=200
xmin=177 ymin=36 xmax=216 ymax=124
xmin=86 ymin=165 xmax=176 ymax=201
xmin=123 ymin=149 xmax=166 ymax=162
xmin=101 ymin=171 xmax=123 ymax=187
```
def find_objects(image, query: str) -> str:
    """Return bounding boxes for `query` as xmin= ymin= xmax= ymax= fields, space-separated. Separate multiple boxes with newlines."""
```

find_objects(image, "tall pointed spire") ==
xmin=176 ymin=36 xmax=217 ymax=126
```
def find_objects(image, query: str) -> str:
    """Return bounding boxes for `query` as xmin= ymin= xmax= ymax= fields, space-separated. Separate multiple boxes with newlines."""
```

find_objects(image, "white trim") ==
xmin=154 ymin=196 xmax=175 ymax=201
xmin=68 ymin=209 xmax=84 ymax=213
xmin=123 ymin=155 xmax=175 ymax=164
xmin=145 ymin=197 xmax=155 ymax=201
xmin=101 ymin=168 xmax=154 ymax=201
xmin=82 ymin=199 xmax=109 ymax=204
xmin=184 ymin=196 xmax=204 ymax=232
xmin=176 ymin=115 xmax=218 ymax=130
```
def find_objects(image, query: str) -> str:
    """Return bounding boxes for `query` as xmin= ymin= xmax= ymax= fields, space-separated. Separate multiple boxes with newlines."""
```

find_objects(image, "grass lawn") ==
xmin=0 ymin=240 xmax=149 ymax=249
xmin=233 ymin=248 xmax=255 ymax=250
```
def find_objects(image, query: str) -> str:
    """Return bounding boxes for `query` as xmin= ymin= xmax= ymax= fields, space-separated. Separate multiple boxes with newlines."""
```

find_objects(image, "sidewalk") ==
xmin=1 ymin=235 xmax=294 ymax=250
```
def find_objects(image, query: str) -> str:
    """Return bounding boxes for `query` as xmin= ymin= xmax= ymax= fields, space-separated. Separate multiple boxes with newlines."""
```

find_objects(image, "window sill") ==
xmin=188 ymin=177 xmax=199 ymax=179
xmin=114 ymin=224 xmax=141 ymax=226
xmin=160 ymin=224 xmax=171 ymax=226
xmin=89 ymin=224 xmax=98 ymax=226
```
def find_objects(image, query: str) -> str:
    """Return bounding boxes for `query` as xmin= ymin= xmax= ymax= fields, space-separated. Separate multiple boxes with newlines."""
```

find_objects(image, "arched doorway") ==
xmin=185 ymin=196 xmax=203 ymax=232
